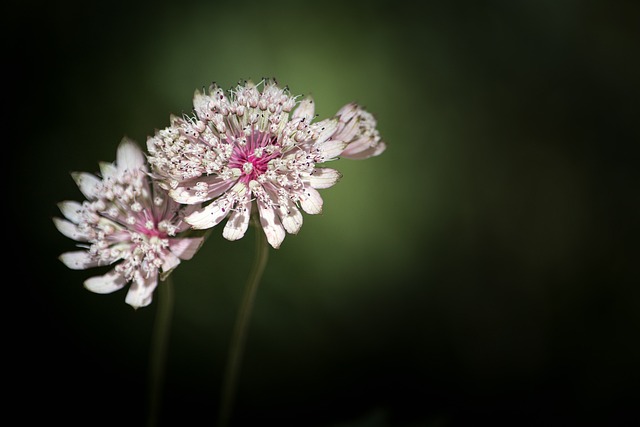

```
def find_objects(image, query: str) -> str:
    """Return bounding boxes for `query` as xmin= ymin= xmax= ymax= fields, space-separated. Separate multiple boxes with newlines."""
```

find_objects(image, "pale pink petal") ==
xmin=186 ymin=182 xmax=246 ymax=229
xmin=256 ymin=199 xmax=285 ymax=249
xmin=71 ymin=172 xmax=101 ymax=200
xmin=318 ymin=139 xmax=348 ymax=161
xmin=59 ymin=251 xmax=103 ymax=270
xmin=84 ymin=270 xmax=127 ymax=294
xmin=168 ymin=237 xmax=205 ymax=260
xmin=341 ymin=140 xmax=387 ymax=159
xmin=125 ymin=272 xmax=158 ymax=309
xmin=161 ymin=251 xmax=181 ymax=275
xmin=169 ymin=176 xmax=235 ymax=204
xmin=98 ymin=161 xmax=117 ymax=180
xmin=299 ymin=187 xmax=323 ymax=215
xmin=278 ymin=200 xmax=303 ymax=235
xmin=185 ymin=202 xmax=229 ymax=229
xmin=53 ymin=218 xmax=90 ymax=242
xmin=57 ymin=201 xmax=84 ymax=224
xmin=193 ymin=89 xmax=215 ymax=121
xmin=335 ymin=103 xmax=359 ymax=123
xmin=117 ymin=137 xmax=146 ymax=175
xmin=223 ymin=198 xmax=251 ymax=241
xmin=307 ymin=168 xmax=342 ymax=189
xmin=314 ymin=119 xmax=338 ymax=145
xmin=292 ymin=97 xmax=315 ymax=120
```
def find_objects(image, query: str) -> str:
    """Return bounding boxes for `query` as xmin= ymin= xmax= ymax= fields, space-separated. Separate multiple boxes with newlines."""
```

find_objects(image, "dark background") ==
xmin=11 ymin=1 xmax=639 ymax=426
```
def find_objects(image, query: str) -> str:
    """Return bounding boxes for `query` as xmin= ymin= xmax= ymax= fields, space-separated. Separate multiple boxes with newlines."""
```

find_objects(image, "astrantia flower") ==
xmin=146 ymin=78 xmax=386 ymax=249
xmin=53 ymin=138 xmax=205 ymax=309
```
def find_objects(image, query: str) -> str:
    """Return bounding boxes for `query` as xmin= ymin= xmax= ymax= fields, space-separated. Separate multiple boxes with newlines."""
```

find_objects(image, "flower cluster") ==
xmin=146 ymin=79 xmax=386 ymax=249
xmin=54 ymin=138 xmax=204 ymax=308
xmin=55 ymin=79 xmax=386 ymax=307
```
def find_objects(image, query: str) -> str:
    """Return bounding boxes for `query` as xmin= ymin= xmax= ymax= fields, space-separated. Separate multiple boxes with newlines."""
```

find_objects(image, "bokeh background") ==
xmin=12 ymin=0 xmax=639 ymax=426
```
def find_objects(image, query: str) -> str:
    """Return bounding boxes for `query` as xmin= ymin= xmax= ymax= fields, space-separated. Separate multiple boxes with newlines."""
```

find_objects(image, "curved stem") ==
xmin=218 ymin=225 xmax=269 ymax=427
xmin=147 ymin=275 xmax=175 ymax=427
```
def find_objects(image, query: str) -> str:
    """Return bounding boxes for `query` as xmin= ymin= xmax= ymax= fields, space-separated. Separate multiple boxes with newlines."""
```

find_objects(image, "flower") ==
xmin=333 ymin=103 xmax=387 ymax=159
xmin=53 ymin=138 xmax=205 ymax=309
xmin=146 ymin=78 xmax=386 ymax=249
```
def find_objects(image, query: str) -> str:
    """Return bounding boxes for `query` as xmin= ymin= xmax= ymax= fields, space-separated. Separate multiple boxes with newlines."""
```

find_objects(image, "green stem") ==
xmin=147 ymin=275 xmax=175 ymax=427
xmin=218 ymin=225 xmax=269 ymax=427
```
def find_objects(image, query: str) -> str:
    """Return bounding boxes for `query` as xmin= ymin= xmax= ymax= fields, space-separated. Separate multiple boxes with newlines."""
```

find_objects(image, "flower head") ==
xmin=333 ymin=103 xmax=387 ymax=159
xmin=54 ymin=138 xmax=205 ymax=309
xmin=146 ymin=78 xmax=386 ymax=249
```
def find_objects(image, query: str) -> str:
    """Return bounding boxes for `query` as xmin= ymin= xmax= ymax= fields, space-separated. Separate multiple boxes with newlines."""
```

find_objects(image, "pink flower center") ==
xmin=228 ymin=131 xmax=280 ymax=183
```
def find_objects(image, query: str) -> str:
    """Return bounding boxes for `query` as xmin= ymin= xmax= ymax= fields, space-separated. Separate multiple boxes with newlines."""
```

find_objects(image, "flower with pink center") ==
xmin=53 ymin=138 xmax=205 ymax=309
xmin=146 ymin=79 xmax=386 ymax=249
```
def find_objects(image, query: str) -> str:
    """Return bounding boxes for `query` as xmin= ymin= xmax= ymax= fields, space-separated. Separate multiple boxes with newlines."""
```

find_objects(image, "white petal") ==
xmin=53 ymin=218 xmax=90 ymax=242
xmin=185 ymin=202 xmax=227 ymax=229
xmin=299 ymin=187 xmax=323 ymax=215
xmin=307 ymin=168 xmax=342 ymax=189
xmin=223 ymin=198 xmax=251 ymax=241
xmin=161 ymin=251 xmax=181 ymax=275
xmin=169 ymin=177 xmax=235 ymax=205
xmin=84 ymin=270 xmax=127 ymax=294
xmin=125 ymin=272 xmax=158 ymax=309
xmin=257 ymin=200 xmax=285 ymax=249
xmin=71 ymin=172 xmax=101 ymax=200
xmin=335 ymin=116 xmax=360 ymax=143
xmin=59 ymin=251 xmax=102 ymax=270
xmin=341 ymin=140 xmax=387 ymax=159
xmin=185 ymin=182 xmax=246 ymax=229
xmin=292 ymin=97 xmax=315 ymax=120
xmin=57 ymin=201 xmax=84 ymax=224
xmin=98 ymin=161 xmax=118 ymax=181
xmin=117 ymin=137 xmax=146 ymax=175
xmin=317 ymin=139 xmax=348 ymax=161
xmin=168 ymin=237 xmax=204 ymax=260
xmin=336 ymin=103 xmax=359 ymax=122
xmin=314 ymin=119 xmax=338 ymax=145
xmin=278 ymin=201 xmax=303 ymax=235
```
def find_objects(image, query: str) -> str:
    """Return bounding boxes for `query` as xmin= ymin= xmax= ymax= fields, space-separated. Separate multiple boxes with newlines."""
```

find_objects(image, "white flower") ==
xmin=54 ymin=138 xmax=205 ymax=309
xmin=147 ymin=79 xmax=386 ymax=249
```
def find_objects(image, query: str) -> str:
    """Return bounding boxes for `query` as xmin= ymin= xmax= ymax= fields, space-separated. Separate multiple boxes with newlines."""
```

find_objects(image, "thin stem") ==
xmin=218 ymin=225 xmax=269 ymax=427
xmin=147 ymin=275 xmax=175 ymax=427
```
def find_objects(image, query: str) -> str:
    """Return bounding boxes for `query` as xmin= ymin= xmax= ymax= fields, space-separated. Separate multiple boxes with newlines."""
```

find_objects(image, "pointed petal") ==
xmin=59 ymin=251 xmax=102 ymax=270
xmin=341 ymin=140 xmax=387 ymax=159
xmin=169 ymin=177 xmax=235 ymax=204
xmin=307 ymin=168 xmax=342 ymax=189
xmin=98 ymin=161 xmax=118 ymax=181
xmin=71 ymin=172 xmax=101 ymax=200
xmin=117 ymin=137 xmax=146 ymax=174
xmin=161 ymin=251 xmax=181 ymax=275
xmin=318 ymin=139 xmax=348 ymax=161
xmin=125 ymin=272 xmax=158 ymax=309
xmin=299 ymin=187 xmax=323 ymax=215
xmin=168 ymin=237 xmax=204 ymax=260
xmin=278 ymin=201 xmax=303 ymax=235
xmin=336 ymin=103 xmax=359 ymax=123
xmin=57 ymin=201 xmax=84 ymax=224
xmin=185 ymin=182 xmax=246 ymax=229
xmin=254 ymin=195 xmax=285 ymax=249
xmin=185 ymin=201 xmax=229 ymax=229
xmin=53 ymin=217 xmax=90 ymax=242
xmin=292 ymin=97 xmax=315 ymax=120
xmin=223 ymin=198 xmax=251 ymax=241
xmin=193 ymin=89 xmax=215 ymax=121
xmin=84 ymin=270 xmax=127 ymax=294
xmin=314 ymin=119 xmax=338 ymax=145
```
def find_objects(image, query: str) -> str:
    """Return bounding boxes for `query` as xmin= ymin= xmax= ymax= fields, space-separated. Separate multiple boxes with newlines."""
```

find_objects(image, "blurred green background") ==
xmin=12 ymin=0 xmax=639 ymax=426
